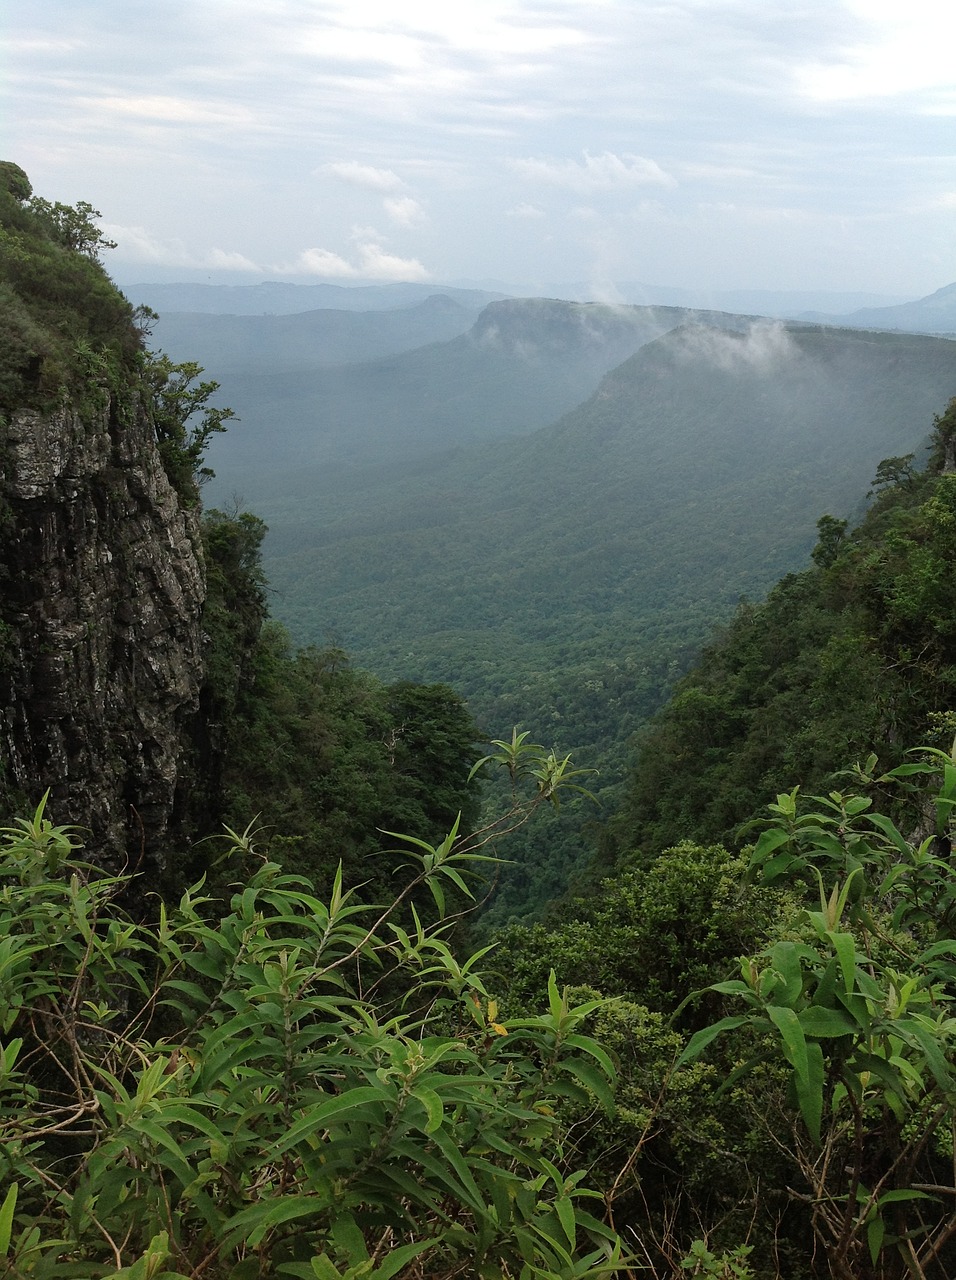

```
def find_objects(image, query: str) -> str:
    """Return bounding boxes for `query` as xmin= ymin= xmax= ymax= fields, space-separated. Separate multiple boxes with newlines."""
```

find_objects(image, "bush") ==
xmin=0 ymin=775 xmax=622 ymax=1278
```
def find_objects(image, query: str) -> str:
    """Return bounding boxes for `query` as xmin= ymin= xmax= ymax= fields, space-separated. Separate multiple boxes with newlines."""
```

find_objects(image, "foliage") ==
xmin=613 ymin=428 xmax=956 ymax=865
xmin=0 ymin=784 xmax=622 ymax=1279
xmin=182 ymin=509 xmax=484 ymax=906
xmin=0 ymin=164 xmax=139 ymax=415
xmin=490 ymin=845 xmax=792 ymax=1276
xmin=680 ymin=743 xmax=956 ymax=1280
xmin=231 ymin=323 xmax=956 ymax=925
xmin=141 ymin=354 xmax=235 ymax=501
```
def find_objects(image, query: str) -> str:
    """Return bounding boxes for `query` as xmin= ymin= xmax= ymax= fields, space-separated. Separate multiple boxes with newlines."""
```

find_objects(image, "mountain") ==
xmin=250 ymin=321 xmax=956 ymax=925
xmin=122 ymin=278 xmax=508 ymax=315
xmin=798 ymin=281 xmax=956 ymax=334
xmin=199 ymin=297 xmax=748 ymax=499
xmin=149 ymin=293 xmax=486 ymax=375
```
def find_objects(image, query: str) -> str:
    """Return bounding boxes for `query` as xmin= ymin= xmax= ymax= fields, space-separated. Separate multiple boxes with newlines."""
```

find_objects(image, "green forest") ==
xmin=3 ymin=163 xmax=956 ymax=1280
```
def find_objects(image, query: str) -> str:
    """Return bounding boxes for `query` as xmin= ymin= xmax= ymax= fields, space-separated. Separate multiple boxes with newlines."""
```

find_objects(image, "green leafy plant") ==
xmin=679 ymin=740 xmax=956 ymax=1280
xmin=0 ymin=752 xmax=622 ymax=1278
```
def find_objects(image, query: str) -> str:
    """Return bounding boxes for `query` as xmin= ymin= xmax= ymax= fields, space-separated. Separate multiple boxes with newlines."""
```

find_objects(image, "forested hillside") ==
xmin=609 ymin=397 xmax=956 ymax=864
xmin=257 ymin=321 xmax=956 ymax=925
xmin=484 ymin=409 xmax=956 ymax=1280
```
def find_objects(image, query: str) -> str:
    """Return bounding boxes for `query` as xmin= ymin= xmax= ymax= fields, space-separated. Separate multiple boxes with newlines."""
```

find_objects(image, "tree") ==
xmin=26 ymin=196 xmax=117 ymax=261
xmin=869 ymin=454 xmax=916 ymax=497
xmin=142 ymin=353 xmax=235 ymax=500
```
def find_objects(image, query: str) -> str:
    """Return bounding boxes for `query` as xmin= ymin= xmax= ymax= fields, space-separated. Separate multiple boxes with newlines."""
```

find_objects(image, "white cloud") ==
xmin=383 ymin=195 xmax=425 ymax=225
xmin=287 ymin=241 xmax=430 ymax=281
xmin=80 ymin=94 xmax=256 ymax=126
xmin=293 ymin=247 xmax=358 ymax=277
xmin=675 ymin=321 xmax=799 ymax=373
xmin=794 ymin=1 xmax=956 ymax=103
xmin=510 ymin=150 xmax=676 ymax=192
xmin=505 ymin=203 xmax=546 ymax=219
xmin=103 ymin=223 xmax=261 ymax=271
xmin=320 ymin=161 xmax=405 ymax=191
xmin=356 ymin=242 xmax=430 ymax=280
xmin=207 ymin=247 xmax=262 ymax=271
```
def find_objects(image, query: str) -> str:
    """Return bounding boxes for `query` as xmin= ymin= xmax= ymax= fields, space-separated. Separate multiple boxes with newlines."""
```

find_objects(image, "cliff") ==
xmin=0 ymin=163 xmax=206 ymax=872
xmin=0 ymin=397 xmax=205 ymax=870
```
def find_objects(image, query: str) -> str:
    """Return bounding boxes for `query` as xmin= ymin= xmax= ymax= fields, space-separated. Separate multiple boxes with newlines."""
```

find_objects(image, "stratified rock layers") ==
xmin=0 ymin=393 xmax=204 ymax=870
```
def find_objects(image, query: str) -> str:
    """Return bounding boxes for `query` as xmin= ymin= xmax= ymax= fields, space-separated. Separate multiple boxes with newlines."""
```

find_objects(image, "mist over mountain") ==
xmin=798 ymin=281 xmax=956 ymax=334
xmin=199 ymin=297 xmax=749 ymax=499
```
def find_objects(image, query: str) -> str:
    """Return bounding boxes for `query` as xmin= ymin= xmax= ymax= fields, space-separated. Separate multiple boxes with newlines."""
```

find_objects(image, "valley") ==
xmin=146 ymin=285 xmax=956 ymax=924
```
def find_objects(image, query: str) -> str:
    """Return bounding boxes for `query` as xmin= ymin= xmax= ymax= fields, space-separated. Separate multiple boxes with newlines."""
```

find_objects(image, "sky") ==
xmin=5 ymin=0 xmax=956 ymax=298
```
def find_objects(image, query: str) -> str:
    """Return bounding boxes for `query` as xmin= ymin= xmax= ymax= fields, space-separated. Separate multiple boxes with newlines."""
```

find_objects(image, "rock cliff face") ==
xmin=0 ymin=390 xmax=205 ymax=871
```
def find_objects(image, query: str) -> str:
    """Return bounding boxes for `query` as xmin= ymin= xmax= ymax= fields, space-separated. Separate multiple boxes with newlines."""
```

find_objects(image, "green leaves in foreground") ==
xmin=0 ymin=789 xmax=621 ymax=1279
xmin=679 ymin=745 xmax=956 ymax=1279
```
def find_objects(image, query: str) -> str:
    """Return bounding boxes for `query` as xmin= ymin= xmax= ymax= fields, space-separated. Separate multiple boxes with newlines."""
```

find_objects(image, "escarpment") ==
xmin=0 ymin=390 xmax=205 ymax=871
xmin=0 ymin=162 xmax=213 ymax=871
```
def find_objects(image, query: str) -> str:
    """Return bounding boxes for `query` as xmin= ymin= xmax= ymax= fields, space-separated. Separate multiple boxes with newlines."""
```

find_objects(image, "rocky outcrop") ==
xmin=0 ymin=390 xmax=205 ymax=872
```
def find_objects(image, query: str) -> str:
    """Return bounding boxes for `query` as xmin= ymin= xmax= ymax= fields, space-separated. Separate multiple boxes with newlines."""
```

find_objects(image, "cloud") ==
xmin=384 ymin=196 xmax=425 ymax=225
xmin=510 ymin=150 xmax=676 ymax=192
xmin=675 ymin=321 xmax=799 ymax=373
xmin=794 ymin=1 xmax=956 ymax=104
xmin=288 ymin=241 xmax=430 ymax=281
xmin=293 ymin=247 xmax=357 ymax=277
xmin=103 ymin=223 xmax=261 ymax=271
xmin=80 ymin=94 xmax=256 ymax=126
xmin=320 ymin=161 xmax=405 ymax=192
xmin=505 ymin=203 xmax=546 ymax=219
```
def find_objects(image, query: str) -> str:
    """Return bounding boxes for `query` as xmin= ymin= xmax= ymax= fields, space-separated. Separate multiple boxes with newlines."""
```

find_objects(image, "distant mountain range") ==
xmin=123 ymin=279 xmax=507 ymax=315
xmin=150 ymin=293 xmax=487 ymax=375
xmin=122 ymin=276 xmax=923 ymax=323
xmin=534 ymin=281 xmax=912 ymax=318
xmin=199 ymin=298 xmax=754 ymax=500
xmin=797 ymin=282 xmax=956 ymax=334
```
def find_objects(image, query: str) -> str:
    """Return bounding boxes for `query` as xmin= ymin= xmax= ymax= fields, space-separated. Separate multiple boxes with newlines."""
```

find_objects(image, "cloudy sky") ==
xmin=6 ymin=0 xmax=956 ymax=298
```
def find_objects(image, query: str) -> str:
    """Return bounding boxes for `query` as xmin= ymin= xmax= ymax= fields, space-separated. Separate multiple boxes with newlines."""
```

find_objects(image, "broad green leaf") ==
xmin=826 ymin=931 xmax=858 ymax=998
xmin=676 ymin=1016 xmax=751 ymax=1068
xmin=221 ymin=1196 xmax=325 ymax=1249
xmin=413 ymin=1085 xmax=444 ymax=1134
xmin=867 ymin=1212 xmax=885 ymax=1264
xmin=768 ymin=1006 xmax=809 ymax=1085
xmin=769 ymin=941 xmax=804 ymax=1008
xmin=554 ymin=1196 xmax=576 ymax=1249
xmin=0 ymin=1183 xmax=17 ymax=1256
xmin=798 ymin=1006 xmax=856 ymax=1038
xmin=274 ymin=1086 xmax=388 ymax=1153
xmin=562 ymin=1034 xmax=616 ymax=1081
xmin=370 ymin=1238 xmax=438 ymax=1280
xmin=429 ymin=1125 xmax=486 ymax=1213
xmin=560 ymin=1055 xmax=615 ymax=1114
